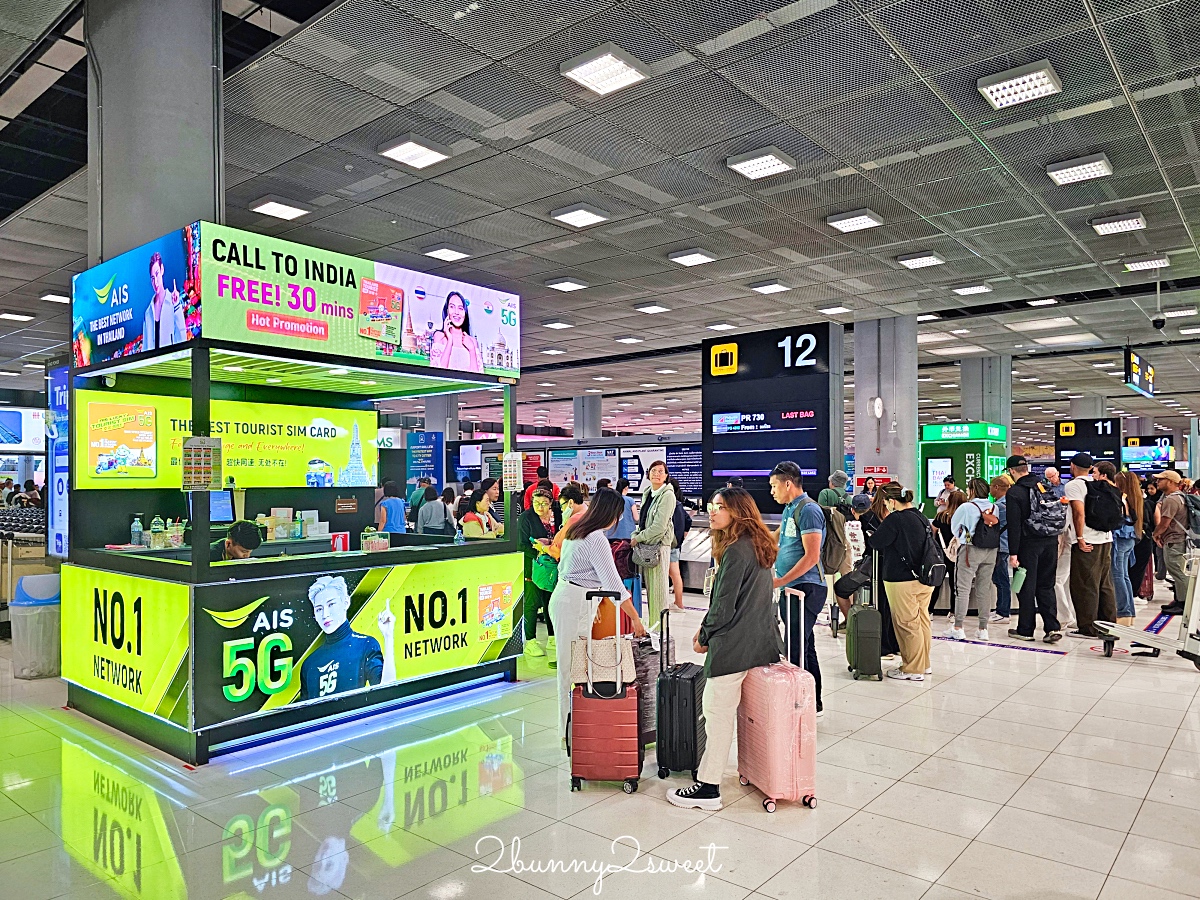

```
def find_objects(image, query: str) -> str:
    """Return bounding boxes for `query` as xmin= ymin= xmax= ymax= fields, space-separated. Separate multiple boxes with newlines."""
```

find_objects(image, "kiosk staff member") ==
xmin=212 ymin=520 xmax=264 ymax=561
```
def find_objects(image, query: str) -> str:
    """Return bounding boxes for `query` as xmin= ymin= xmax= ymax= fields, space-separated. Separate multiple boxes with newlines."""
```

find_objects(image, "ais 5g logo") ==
xmin=710 ymin=342 xmax=738 ymax=376
xmin=203 ymin=597 xmax=294 ymax=702
xmin=93 ymin=274 xmax=129 ymax=307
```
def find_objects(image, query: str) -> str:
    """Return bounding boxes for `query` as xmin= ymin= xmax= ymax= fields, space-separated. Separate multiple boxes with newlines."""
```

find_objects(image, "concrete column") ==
xmin=86 ymin=0 xmax=223 ymax=263
xmin=1124 ymin=417 xmax=1154 ymax=440
xmin=573 ymin=395 xmax=603 ymax=439
xmin=423 ymin=393 xmax=460 ymax=440
xmin=1070 ymin=394 xmax=1106 ymax=419
xmin=853 ymin=316 xmax=918 ymax=493
xmin=1190 ymin=418 xmax=1199 ymax=480
xmin=961 ymin=355 xmax=1012 ymax=437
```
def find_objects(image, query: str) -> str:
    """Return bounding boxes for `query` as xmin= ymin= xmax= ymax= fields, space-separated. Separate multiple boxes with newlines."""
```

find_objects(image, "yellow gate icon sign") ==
xmin=710 ymin=343 xmax=738 ymax=376
xmin=1059 ymin=422 xmax=1075 ymax=437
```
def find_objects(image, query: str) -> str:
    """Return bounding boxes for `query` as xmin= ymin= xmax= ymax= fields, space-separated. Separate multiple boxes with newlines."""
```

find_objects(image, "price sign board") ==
xmin=1056 ymin=418 xmax=1121 ymax=470
xmin=182 ymin=436 xmax=223 ymax=491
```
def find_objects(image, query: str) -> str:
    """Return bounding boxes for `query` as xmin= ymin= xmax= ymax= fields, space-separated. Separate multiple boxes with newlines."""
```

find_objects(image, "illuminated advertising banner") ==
xmin=920 ymin=422 xmax=1007 ymax=442
xmin=74 ymin=389 xmax=377 ymax=490
xmin=0 ymin=407 xmax=46 ymax=453
xmin=60 ymin=566 xmax=193 ymax=726
xmin=192 ymin=552 xmax=522 ymax=728
xmin=199 ymin=222 xmax=520 ymax=378
xmin=71 ymin=223 xmax=202 ymax=366
xmin=48 ymin=368 xmax=69 ymax=557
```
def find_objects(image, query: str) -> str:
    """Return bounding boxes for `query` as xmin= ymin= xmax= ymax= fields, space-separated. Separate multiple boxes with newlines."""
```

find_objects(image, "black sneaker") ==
xmin=1007 ymin=629 xmax=1035 ymax=642
xmin=1161 ymin=604 xmax=1185 ymax=616
xmin=1043 ymin=631 xmax=1063 ymax=644
xmin=667 ymin=781 xmax=721 ymax=811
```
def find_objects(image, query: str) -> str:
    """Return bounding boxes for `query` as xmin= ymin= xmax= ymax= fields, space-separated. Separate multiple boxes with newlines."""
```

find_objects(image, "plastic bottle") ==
xmin=292 ymin=512 xmax=303 ymax=539
xmin=454 ymin=527 xmax=466 ymax=546
xmin=130 ymin=516 xmax=143 ymax=547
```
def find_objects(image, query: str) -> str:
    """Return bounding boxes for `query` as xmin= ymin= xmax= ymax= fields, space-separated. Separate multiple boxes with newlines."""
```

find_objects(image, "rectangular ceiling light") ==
xmin=1007 ymin=316 xmax=1076 ymax=332
xmin=927 ymin=345 xmax=987 ymax=356
xmin=377 ymin=134 xmax=451 ymax=169
xmin=545 ymin=277 xmax=588 ymax=292
xmin=551 ymin=203 xmax=609 ymax=228
xmin=1027 ymin=298 xmax=1059 ymax=307
xmin=40 ymin=293 xmax=70 ymax=303
xmin=1033 ymin=332 xmax=1101 ymax=346
xmin=819 ymin=306 xmax=851 ymax=315
xmin=897 ymin=252 xmax=945 ymax=269
xmin=560 ymin=43 xmax=649 ymax=95
xmin=1091 ymin=212 xmax=1146 ymax=234
xmin=540 ymin=348 xmax=566 ymax=355
xmin=541 ymin=319 xmax=574 ymax=330
xmin=634 ymin=302 xmax=670 ymax=314
xmin=0 ymin=313 xmax=33 ymax=322
xmin=1163 ymin=307 xmax=1196 ymax=318
xmin=1124 ymin=253 xmax=1171 ymax=271
xmin=250 ymin=195 xmax=310 ymax=220
xmin=750 ymin=280 xmax=790 ymax=294
xmin=614 ymin=336 xmax=644 ymax=344
xmin=668 ymin=249 xmax=714 ymax=266
xmin=423 ymin=244 xmax=470 ymax=262
xmin=916 ymin=332 xmax=955 ymax=344
xmin=1046 ymin=153 xmax=1113 ymax=185
xmin=916 ymin=313 xmax=940 ymax=322
xmin=1180 ymin=326 xmax=1200 ymax=335
xmin=706 ymin=321 xmax=735 ymax=331
xmin=977 ymin=60 xmax=1062 ymax=109
xmin=726 ymin=147 xmax=797 ymax=180
xmin=952 ymin=284 xmax=992 ymax=296
xmin=826 ymin=208 xmax=883 ymax=232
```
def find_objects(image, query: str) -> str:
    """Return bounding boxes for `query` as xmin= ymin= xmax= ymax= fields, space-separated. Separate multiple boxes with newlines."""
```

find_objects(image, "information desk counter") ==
xmin=62 ymin=541 xmax=524 ymax=764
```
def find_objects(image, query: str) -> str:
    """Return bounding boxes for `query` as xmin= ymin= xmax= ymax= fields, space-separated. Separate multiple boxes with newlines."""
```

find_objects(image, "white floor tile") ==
xmin=902 ymin=756 xmax=1028 ymax=805
xmin=816 ymin=810 xmax=969 ymax=881
xmin=975 ymin=806 xmax=1127 ymax=873
xmin=934 ymin=734 xmax=1050 ymax=776
xmin=654 ymin=817 xmax=808 ymax=890
xmin=755 ymin=846 xmax=933 ymax=900
xmin=938 ymin=842 xmax=1106 ymax=900
xmin=1006 ymin=777 xmax=1144 ymax=831
xmin=1111 ymin=834 xmax=1200 ymax=897
xmin=1033 ymin=751 xmax=1157 ymax=800
xmin=864 ymin=781 xmax=1001 ymax=839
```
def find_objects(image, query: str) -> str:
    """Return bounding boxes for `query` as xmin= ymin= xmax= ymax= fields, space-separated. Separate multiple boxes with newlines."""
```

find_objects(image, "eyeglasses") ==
xmin=706 ymin=502 xmax=725 ymax=514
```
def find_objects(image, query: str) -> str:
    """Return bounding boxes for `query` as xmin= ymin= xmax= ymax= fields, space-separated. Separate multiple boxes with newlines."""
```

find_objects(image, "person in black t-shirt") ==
xmin=210 ymin=520 xmax=263 ymax=561
xmin=868 ymin=483 xmax=933 ymax=681
xmin=299 ymin=576 xmax=396 ymax=700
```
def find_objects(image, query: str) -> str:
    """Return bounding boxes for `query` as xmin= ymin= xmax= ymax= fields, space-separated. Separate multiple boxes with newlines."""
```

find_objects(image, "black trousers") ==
xmin=780 ymin=583 xmax=825 ymax=706
xmin=1016 ymin=537 xmax=1061 ymax=637
xmin=1130 ymin=538 xmax=1153 ymax=598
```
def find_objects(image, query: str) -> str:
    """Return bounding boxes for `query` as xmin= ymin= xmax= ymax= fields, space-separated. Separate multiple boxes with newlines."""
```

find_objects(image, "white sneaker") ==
xmin=887 ymin=667 xmax=925 ymax=682
xmin=546 ymin=636 xmax=556 ymax=655
xmin=524 ymin=639 xmax=545 ymax=658
xmin=925 ymin=667 xmax=933 ymax=675
xmin=944 ymin=626 xmax=966 ymax=641
xmin=989 ymin=613 xmax=1008 ymax=624
xmin=978 ymin=628 xmax=990 ymax=642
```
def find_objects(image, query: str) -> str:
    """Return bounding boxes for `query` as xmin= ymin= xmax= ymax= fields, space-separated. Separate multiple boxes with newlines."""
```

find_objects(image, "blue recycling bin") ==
xmin=10 ymin=574 xmax=60 ymax=679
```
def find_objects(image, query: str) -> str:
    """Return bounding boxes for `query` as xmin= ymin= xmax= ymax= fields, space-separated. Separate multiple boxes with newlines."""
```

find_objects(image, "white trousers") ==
xmin=548 ymin=581 xmax=599 ymax=740
xmin=696 ymin=670 xmax=747 ymax=785
xmin=1055 ymin=542 xmax=1076 ymax=629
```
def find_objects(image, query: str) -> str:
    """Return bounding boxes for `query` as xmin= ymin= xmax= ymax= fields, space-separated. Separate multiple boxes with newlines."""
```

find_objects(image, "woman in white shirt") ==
xmin=946 ymin=477 xmax=999 ymax=641
xmin=548 ymin=488 xmax=647 ymax=741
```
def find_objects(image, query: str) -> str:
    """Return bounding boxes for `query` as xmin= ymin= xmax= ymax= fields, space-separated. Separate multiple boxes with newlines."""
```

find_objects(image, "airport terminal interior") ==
xmin=1 ymin=0 xmax=1200 ymax=898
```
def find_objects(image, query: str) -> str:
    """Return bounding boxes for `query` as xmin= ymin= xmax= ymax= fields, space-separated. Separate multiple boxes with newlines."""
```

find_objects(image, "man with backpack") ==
xmin=1154 ymin=470 xmax=1194 ymax=615
xmin=1064 ymin=455 xmax=1119 ymax=638
xmin=1005 ymin=455 xmax=1065 ymax=643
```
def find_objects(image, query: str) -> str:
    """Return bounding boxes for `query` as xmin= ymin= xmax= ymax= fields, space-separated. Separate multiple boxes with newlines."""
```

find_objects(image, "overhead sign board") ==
xmin=1056 ymin=417 xmax=1121 ymax=470
xmin=920 ymin=422 xmax=1007 ymax=442
xmin=1124 ymin=347 xmax=1155 ymax=399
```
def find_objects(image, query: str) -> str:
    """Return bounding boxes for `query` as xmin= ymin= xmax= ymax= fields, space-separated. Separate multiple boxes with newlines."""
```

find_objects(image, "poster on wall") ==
xmin=405 ymin=431 xmax=444 ymax=490
xmin=665 ymin=444 xmax=702 ymax=496
xmin=548 ymin=449 xmax=581 ymax=485
xmin=199 ymin=222 xmax=520 ymax=378
xmin=47 ymin=367 xmax=69 ymax=558
xmin=75 ymin=390 xmax=377 ymax=490
xmin=579 ymin=448 xmax=618 ymax=488
xmin=71 ymin=223 xmax=202 ymax=366
xmin=0 ymin=408 xmax=46 ymax=453
xmin=619 ymin=447 xmax=664 ymax=492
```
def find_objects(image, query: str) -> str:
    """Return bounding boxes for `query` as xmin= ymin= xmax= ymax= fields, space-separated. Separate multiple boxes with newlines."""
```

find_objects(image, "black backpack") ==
xmin=970 ymin=504 xmax=1003 ymax=549
xmin=917 ymin=523 xmax=948 ymax=587
xmin=1084 ymin=480 xmax=1124 ymax=533
xmin=1026 ymin=482 xmax=1067 ymax=537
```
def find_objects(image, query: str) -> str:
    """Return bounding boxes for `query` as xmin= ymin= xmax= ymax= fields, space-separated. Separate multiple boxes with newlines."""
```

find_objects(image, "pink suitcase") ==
xmin=736 ymin=657 xmax=818 ymax=812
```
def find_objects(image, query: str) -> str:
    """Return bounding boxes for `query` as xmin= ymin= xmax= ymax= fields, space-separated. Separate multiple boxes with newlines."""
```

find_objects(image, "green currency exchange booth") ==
xmin=917 ymin=422 xmax=1009 ymax=517
xmin=63 ymin=221 xmax=525 ymax=764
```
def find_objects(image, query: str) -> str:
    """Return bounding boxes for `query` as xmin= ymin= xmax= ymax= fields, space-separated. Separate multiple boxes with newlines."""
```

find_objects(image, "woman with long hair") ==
xmin=548 ymin=488 xmax=647 ymax=739
xmin=933 ymin=490 xmax=966 ymax=614
xmin=1112 ymin=470 xmax=1144 ymax=627
xmin=861 ymin=476 xmax=877 ymax=497
xmin=631 ymin=460 xmax=677 ymax=622
xmin=869 ymin=483 xmax=935 ymax=680
xmin=430 ymin=291 xmax=483 ymax=373
xmin=460 ymin=489 xmax=501 ymax=538
xmin=668 ymin=488 xmax=784 ymax=811
xmin=858 ymin=491 xmax=901 ymax=659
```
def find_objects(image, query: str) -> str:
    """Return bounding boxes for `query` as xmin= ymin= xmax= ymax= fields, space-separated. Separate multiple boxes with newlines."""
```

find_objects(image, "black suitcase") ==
xmin=846 ymin=551 xmax=883 ymax=681
xmin=654 ymin=609 xmax=706 ymax=781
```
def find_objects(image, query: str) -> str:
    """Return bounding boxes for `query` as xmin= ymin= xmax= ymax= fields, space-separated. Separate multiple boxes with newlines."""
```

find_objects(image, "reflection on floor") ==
xmin=1 ymin=585 xmax=1200 ymax=899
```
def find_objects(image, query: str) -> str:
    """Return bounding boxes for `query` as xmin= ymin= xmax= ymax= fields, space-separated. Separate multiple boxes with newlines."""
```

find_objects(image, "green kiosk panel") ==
xmin=918 ymin=422 xmax=1009 ymax=517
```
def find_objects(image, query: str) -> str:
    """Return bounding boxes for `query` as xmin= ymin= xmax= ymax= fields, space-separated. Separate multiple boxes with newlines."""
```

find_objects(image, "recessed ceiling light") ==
xmin=537 ymin=381 xmax=556 ymax=386
xmin=917 ymin=314 xmax=940 ymax=322
xmin=222 ymin=365 xmax=245 ymax=372
xmin=750 ymin=280 xmax=790 ymax=294
xmin=640 ymin=383 xmax=659 ymax=388
xmin=550 ymin=203 xmax=610 ymax=228
xmin=250 ymin=195 xmax=310 ymax=220
xmin=545 ymin=277 xmax=588 ymax=292
xmin=265 ymin=377 xmax=282 ymax=384
xmin=423 ymin=244 xmax=470 ymax=262
xmin=1091 ymin=212 xmax=1146 ymax=234
xmin=1179 ymin=326 xmax=1200 ymax=335
xmin=535 ymin=393 xmax=553 ymax=398
xmin=940 ymin=383 xmax=958 ymax=388
xmin=541 ymin=318 xmax=574 ymax=329
xmin=706 ymin=322 xmax=735 ymax=331
xmin=0 ymin=371 xmax=18 ymax=377
xmin=1028 ymin=298 xmax=1059 ymax=307
xmin=541 ymin=348 xmax=566 ymax=355
xmin=656 ymin=368 xmax=677 ymax=375
xmin=897 ymin=252 xmax=945 ymax=269
xmin=1092 ymin=362 xmax=1116 ymax=367
xmin=634 ymin=302 xmax=670 ymax=314
xmin=593 ymin=376 xmax=613 ymax=381
xmin=927 ymin=345 xmax=988 ymax=355
xmin=1037 ymin=383 xmax=1056 ymax=388
xmin=951 ymin=329 xmax=970 ymax=335
xmin=1124 ymin=253 xmax=1171 ymax=271
xmin=585 ymin=388 xmax=603 ymax=393
xmin=726 ymin=147 xmax=797 ymax=180
xmin=40 ymin=293 xmax=69 ymax=303
xmin=819 ymin=306 xmax=851 ymax=315
xmin=1046 ymin=153 xmax=1113 ymax=185
xmin=617 ymin=401 xmax=634 ymax=406
xmin=377 ymin=134 xmax=451 ymax=169
xmin=1033 ymin=332 xmax=1101 ymax=346
xmin=22 ymin=363 xmax=42 ymax=369
xmin=826 ymin=208 xmax=883 ymax=232
xmin=560 ymin=43 xmax=649 ymax=96
xmin=1020 ymin=376 xmax=1040 ymax=382
xmin=952 ymin=284 xmax=992 ymax=296
xmin=0 ymin=313 xmax=33 ymax=322
xmin=669 ymin=248 xmax=714 ymax=266
xmin=977 ymin=60 xmax=1063 ymax=109
xmin=1007 ymin=316 xmax=1076 ymax=332
xmin=327 ymin=368 xmax=348 ymax=376
xmin=614 ymin=336 xmax=644 ymax=344
xmin=1163 ymin=307 xmax=1197 ymax=318
xmin=917 ymin=333 xmax=955 ymax=345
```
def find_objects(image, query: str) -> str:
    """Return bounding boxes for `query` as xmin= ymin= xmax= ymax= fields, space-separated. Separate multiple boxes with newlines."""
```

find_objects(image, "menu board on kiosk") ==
xmin=1055 ymin=418 xmax=1121 ymax=473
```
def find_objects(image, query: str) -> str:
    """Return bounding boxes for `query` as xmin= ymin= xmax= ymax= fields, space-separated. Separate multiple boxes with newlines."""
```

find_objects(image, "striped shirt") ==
xmin=558 ymin=529 xmax=629 ymax=597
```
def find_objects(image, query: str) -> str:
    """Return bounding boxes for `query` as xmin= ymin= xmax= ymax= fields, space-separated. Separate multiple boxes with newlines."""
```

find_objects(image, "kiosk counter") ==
xmin=63 ymin=222 xmax=525 ymax=763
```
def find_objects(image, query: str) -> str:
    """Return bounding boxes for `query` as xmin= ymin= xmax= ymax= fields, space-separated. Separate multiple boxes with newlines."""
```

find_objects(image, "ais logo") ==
xmin=93 ymin=275 xmax=129 ymax=307
xmin=710 ymin=342 xmax=738 ymax=377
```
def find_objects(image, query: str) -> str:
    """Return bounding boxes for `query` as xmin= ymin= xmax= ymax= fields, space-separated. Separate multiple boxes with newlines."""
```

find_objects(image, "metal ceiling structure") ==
xmin=1 ymin=0 xmax=1199 ymax=442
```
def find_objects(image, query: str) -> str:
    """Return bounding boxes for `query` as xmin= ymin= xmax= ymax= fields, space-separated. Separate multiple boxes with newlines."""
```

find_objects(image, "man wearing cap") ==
xmin=818 ymin=470 xmax=850 ymax=509
xmin=1005 ymin=455 xmax=1064 ymax=642
xmin=1153 ymin=470 xmax=1192 ymax=615
xmin=1064 ymin=453 xmax=1118 ymax=637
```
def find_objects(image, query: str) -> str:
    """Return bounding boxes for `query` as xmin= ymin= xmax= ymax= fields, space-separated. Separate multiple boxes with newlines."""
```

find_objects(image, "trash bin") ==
xmin=11 ymin=573 xmax=60 ymax=679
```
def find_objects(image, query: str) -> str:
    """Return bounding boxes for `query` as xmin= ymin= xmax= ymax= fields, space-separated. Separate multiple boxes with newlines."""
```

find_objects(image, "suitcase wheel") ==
xmin=658 ymin=767 xmax=669 ymax=779
xmin=623 ymin=778 xmax=638 ymax=794
xmin=1102 ymin=639 xmax=1115 ymax=658
xmin=802 ymin=795 xmax=817 ymax=809
xmin=571 ymin=777 xmax=581 ymax=792
xmin=763 ymin=799 xmax=776 ymax=813
xmin=739 ymin=775 xmax=749 ymax=786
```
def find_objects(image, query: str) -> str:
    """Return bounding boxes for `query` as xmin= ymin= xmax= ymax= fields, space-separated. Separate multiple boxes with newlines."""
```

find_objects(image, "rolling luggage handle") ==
xmin=582 ymin=590 xmax=628 ymax=699
xmin=660 ymin=607 xmax=672 ymax=674
xmin=783 ymin=586 xmax=806 ymax=665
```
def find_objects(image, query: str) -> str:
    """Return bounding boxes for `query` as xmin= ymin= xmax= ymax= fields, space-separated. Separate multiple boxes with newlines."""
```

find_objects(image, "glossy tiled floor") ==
xmin=2 ymin=586 xmax=1200 ymax=900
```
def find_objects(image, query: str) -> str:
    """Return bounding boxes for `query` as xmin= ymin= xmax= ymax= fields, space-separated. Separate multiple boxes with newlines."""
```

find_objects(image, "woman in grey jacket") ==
xmin=669 ymin=486 xmax=784 ymax=811
xmin=631 ymin=460 xmax=678 ymax=622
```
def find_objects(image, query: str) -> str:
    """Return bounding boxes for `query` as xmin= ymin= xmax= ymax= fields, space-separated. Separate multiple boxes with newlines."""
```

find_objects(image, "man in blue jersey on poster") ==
xmin=300 ymin=576 xmax=397 ymax=700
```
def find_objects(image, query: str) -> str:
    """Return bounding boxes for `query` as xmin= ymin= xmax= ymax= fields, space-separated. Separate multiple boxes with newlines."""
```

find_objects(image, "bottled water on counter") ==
xmin=454 ymin=527 xmax=466 ymax=546
xmin=130 ymin=517 xmax=143 ymax=546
